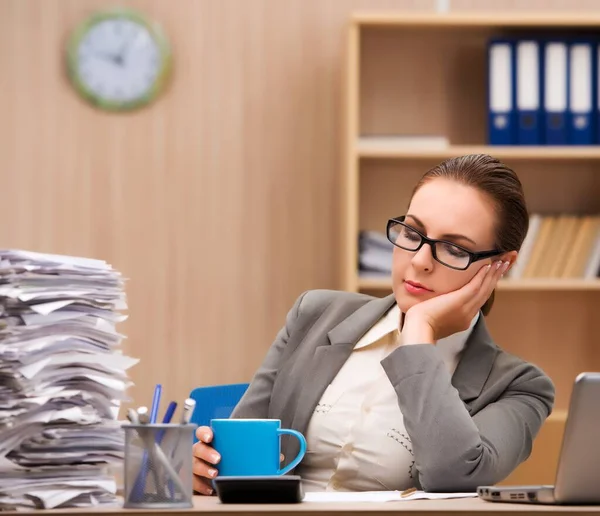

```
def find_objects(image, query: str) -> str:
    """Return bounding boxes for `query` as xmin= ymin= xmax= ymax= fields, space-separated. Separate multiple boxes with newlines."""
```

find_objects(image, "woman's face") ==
xmin=392 ymin=178 xmax=514 ymax=313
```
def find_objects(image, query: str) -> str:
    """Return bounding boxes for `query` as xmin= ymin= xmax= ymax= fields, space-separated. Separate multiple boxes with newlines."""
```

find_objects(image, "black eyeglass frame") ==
xmin=386 ymin=216 xmax=504 ymax=271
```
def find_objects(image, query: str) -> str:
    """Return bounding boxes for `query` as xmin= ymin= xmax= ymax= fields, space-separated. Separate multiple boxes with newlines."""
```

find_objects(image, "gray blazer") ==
xmin=232 ymin=290 xmax=555 ymax=492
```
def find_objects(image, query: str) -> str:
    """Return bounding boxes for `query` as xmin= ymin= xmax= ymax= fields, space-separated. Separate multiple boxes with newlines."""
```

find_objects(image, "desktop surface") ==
xmin=7 ymin=496 xmax=600 ymax=516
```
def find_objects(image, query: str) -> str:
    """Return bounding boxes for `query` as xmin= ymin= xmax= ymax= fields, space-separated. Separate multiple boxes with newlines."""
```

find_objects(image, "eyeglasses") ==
xmin=386 ymin=216 xmax=504 ymax=271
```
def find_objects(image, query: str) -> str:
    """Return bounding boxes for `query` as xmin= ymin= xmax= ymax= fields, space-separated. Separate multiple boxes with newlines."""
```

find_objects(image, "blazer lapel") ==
xmin=451 ymin=313 xmax=499 ymax=408
xmin=284 ymin=294 xmax=397 ymax=462
xmin=326 ymin=294 xmax=397 ymax=349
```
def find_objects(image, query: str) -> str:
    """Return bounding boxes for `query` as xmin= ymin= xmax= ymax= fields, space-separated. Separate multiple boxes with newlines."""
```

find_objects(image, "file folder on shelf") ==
xmin=488 ymin=40 xmax=515 ymax=145
xmin=544 ymin=41 xmax=569 ymax=145
xmin=568 ymin=41 xmax=595 ymax=145
xmin=516 ymin=40 xmax=542 ymax=145
xmin=596 ymin=41 xmax=600 ymax=145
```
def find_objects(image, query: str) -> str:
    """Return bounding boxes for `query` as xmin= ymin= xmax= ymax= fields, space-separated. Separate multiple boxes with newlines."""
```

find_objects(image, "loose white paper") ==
xmin=303 ymin=490 xmax=478 ymax=503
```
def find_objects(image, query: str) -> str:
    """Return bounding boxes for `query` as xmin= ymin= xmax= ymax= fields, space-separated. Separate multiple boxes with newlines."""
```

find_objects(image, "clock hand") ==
xmin=91 ymin=32 xmax=133 ymax=67
xmin=116 ymin=30 xmax=136 ymax=66
xmin=94 ymin=51 xmax=120 ymax=64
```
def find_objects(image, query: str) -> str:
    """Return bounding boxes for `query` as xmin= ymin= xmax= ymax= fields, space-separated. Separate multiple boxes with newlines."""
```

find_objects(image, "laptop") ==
xmin=477 ymin=372 xmax=600 ymax=505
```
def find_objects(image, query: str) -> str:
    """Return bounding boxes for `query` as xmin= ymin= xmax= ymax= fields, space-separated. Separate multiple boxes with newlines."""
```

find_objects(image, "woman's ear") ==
xmin=500 ymin=250 xmax=519 ymax=275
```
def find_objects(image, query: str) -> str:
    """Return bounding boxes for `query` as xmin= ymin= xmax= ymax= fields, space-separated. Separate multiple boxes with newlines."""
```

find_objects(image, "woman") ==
xmin=192 ymin=154 xmax=555 ymax=494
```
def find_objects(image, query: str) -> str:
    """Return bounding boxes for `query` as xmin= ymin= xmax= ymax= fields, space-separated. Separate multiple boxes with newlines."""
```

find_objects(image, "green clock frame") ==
xmin=66 ymin=8 xmax=172 ymax=112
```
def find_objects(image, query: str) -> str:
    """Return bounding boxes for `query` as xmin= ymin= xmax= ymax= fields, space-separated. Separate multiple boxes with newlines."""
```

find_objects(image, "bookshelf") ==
xmin=357 ymin=141 xmax=600 ymax=160
xmin=358 ymin=277 xmax=600 ymax=292
xmin=342 ymin=12 xmax=600 ymax=487
xmin=350 ymin=12 xmax=600 ymax=28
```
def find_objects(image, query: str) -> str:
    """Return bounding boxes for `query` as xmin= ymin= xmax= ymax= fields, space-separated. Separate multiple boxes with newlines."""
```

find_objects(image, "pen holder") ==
xmin=123 ymin=423 xmax=197 ymax=509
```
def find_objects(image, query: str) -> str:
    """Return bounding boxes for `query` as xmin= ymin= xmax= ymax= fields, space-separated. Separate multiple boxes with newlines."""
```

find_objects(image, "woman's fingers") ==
xmin=192 ymin=456 xmax=218 ymax=479
xmin=483 ymin=259 xmax=506 ymax=295
xmin=195 ymin=426 xmax=213 ymax=443
xmin=192 ymin=425 xmax=220 ymax=494
xmin=192 ymin=474 xmax=214 ymax=496
xmin=467 ymin=260 xmax=503 ymax=314
xmin=192 ymin=441 xmax=221 ymax=465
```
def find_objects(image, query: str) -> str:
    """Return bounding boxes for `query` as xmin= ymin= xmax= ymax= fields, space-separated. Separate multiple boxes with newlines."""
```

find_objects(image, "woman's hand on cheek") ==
xmin=401 ymin=259 xmax=508 ymax=344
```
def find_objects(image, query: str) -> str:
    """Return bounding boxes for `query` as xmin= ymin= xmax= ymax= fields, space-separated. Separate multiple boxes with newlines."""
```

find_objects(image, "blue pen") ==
xmin=149 ymin=384 xmax=162 ymax=424
xmin=156 ymin=401 xmax=177 ymax=444
xmin=162 ymin=401 xmax=177 ymax=424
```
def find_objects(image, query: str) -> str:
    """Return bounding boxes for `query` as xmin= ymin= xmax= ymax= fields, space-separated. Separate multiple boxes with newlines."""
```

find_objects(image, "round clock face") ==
xmin=67 ymin=11 xmax=170 ymax=111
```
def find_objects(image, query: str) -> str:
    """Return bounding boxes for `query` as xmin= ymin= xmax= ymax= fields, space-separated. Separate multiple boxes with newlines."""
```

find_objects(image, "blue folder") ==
xmin=516 ymin=39 xmax=542 ymax=145
xmin=488 ymin=39 xmax=516 ymax=145
xmin=568 ymin=40 xmax=595 ymax=145
xmin=543 ymin=40 xmax=569 ymax=145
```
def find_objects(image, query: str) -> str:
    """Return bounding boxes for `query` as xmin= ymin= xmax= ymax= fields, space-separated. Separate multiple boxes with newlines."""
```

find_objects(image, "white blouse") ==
xmin=296 ymin=305 xmax=479 ymax=492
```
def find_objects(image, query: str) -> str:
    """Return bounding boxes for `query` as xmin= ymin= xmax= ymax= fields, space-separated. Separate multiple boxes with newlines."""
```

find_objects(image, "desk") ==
xmin=20 ymin=496 xmax=600 ymax=516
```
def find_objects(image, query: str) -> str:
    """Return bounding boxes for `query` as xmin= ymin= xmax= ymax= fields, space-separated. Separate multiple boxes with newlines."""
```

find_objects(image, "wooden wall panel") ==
xmin=451 ymin=0 xmax=600 ymax=10
xmin=0 ymin=0 xmax=429 ymax=409
xmin=0 ymin=0 xmax=595 ymax=412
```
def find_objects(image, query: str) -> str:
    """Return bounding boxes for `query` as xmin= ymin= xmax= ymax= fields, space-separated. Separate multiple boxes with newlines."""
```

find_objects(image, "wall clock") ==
xmin=66 ymin=9 xmax=171 ymax=111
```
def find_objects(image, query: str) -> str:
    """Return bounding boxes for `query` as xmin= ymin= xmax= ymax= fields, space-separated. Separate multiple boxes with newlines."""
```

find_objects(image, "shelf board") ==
xmin=547 ymin=410 xmax=568 ymax=424
xmin=356 ymin=141 xmax=600 ymax=160
xmin=352 ymin=12 xmax=600 ymax=28
xmin=358 ymin=277 xmax=600 ymax=292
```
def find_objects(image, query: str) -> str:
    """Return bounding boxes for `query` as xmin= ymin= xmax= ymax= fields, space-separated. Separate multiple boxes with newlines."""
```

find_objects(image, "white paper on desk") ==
xmin=27 ymin=489 xmax=85 ymax=509
xmin=24 ymin=481 xmax=116 ymax=509
xmin=404 ymin=491 xmax=477 ymax=500
xmin=0 ymin=457 xmax=26 ymax=471
xmin=0 ymin=249 xmax=111 ymax=270
xmin=20 ymin=310 xmax=86 ymax=325
xmin=9 ymin=369 xmax=130 ymax=398
xmin=0 ymin=406 xmax=103 ymax=456
xmin=20 ymin=311 xmax=126 ymax=328
xmin=27 ymin=300 xmax=126 ymax=318
xmin=303 ymin=490 xmax=477 ymax=503
xmin=29 ymin=300 xmax=75 ymax=316
xmin=18 ymin=352 xmax=138 ymax=379
xmin=0 ymin=333 xmax=117 ymax=357
xmin=303 ymin=491 xmax=402 ymax=503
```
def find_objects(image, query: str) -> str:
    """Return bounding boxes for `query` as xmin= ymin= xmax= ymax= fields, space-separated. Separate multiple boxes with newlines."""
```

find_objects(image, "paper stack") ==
xmin=359 ymin=231 xmax=394 ymax=277
xmin=0 ymin=250 xmax=138 ymax=511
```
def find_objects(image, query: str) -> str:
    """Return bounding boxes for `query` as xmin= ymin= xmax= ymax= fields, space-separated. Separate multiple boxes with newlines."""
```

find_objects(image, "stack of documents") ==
xmin=358 ymin=231 xmax=393 ymax=277
xmin=0 ymin=250 xmax=138 ymax=511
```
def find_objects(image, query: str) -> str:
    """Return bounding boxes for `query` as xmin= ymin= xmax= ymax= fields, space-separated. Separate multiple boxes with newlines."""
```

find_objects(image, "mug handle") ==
xmin=276 ymin=429 xmax=307 ymax=476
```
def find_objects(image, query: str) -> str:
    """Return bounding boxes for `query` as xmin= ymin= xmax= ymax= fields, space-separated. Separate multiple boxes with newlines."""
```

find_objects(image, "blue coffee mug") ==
xmin=210 ymin=419 xmax=306 ymax=476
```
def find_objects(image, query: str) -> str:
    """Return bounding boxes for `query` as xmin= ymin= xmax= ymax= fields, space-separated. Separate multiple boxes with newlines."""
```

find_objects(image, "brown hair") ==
xmin=410 ymin=154 xmax=529 ymax=316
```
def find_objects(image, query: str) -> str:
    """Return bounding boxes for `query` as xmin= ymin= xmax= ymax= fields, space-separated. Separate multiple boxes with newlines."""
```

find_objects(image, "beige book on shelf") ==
xmin=548 ymin=216 xmax=579 ymax=277
xmin=561 ymin=216 xmax=600 ymax=278
xmin=584 ymin=224 xmax=600 ymax=279
xmin=536 ymin=215 xmax=569 ymax=278
xmin=508 ymin=214 xmax=542 ymax=279
xmin=522 ymin=216 xmax=556 ymax=278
